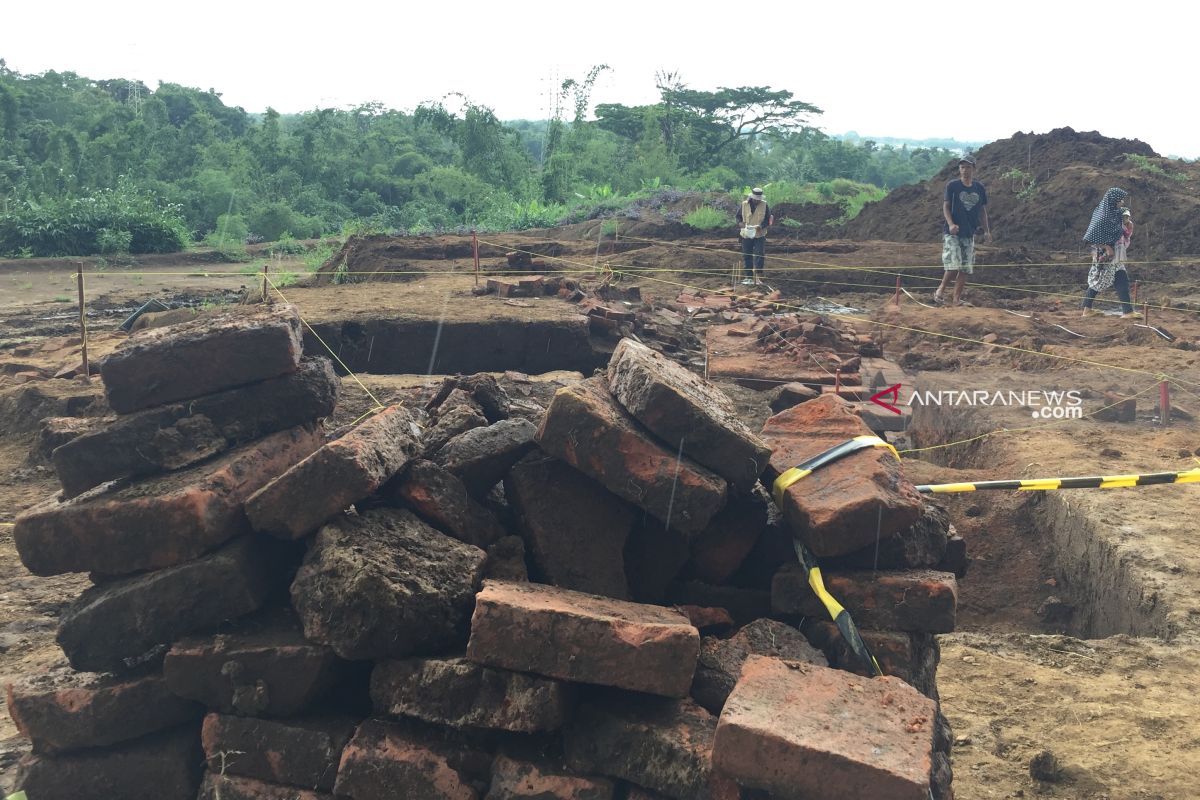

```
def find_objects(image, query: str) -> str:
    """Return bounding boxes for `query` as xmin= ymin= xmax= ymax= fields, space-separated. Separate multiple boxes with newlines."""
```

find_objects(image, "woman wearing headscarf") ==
xmin=1081 ymin=187 xmax=1138 ymax=318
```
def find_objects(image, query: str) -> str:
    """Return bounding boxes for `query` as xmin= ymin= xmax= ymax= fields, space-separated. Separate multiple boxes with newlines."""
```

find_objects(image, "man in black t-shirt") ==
xmin=934 ymin=156 xmax=992 ymax=306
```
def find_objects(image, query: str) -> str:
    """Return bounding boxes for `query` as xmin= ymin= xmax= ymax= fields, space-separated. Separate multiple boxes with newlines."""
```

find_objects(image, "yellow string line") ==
xmin=67 ymin=244 xmax=1195 ymax=389
xmin=480 ymin=235 xmax=1200 ymax=317
xmin=559 ymin=255 xmax=1200 ymax=390
xmin=79 ymin=263 xmax=1165 ymax=316
xmin=262 ymin=275 xmax=387 ymax=411
xmin=472 ymin=240 xmax=1200 ymax=390
xmin=1166 ymin=378 xmax=1200 ymax=406
xmin=616 ymin=232 xmax=1200 ymax=270
xmin=483 ymin=240 xmax=1200 ymax=388
xmin=611 ymin=235 xmax=1200 ymax=315
xmin=897 ymin=382 xmax=1165 ymax=455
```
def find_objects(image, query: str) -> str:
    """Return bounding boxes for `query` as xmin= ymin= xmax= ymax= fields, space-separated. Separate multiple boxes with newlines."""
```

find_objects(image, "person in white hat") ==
xmin=736 ymin=187 xmax=772 ymax=285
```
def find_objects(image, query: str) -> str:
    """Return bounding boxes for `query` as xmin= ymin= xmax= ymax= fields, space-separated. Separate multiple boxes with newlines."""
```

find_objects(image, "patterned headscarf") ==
xmin=1083 ymin=187 xmax=1129 ymax=246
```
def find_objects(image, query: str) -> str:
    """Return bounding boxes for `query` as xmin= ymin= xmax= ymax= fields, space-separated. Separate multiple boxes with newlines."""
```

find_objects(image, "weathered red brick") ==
xmin=101 ymin=304 xmax=303 ymax=413
xmin=606 ymin=338 xmax=771 ymax=492
xmin=5 ymin=663 xmax=200 ymax=754
xmin=488 ymin=754 xmax=616 ymax=800
xmin=198 ymin=773 xmax=334 ymax=800
xmin=14 ymin=725 xmax=202 ymax=800
xmin=53 ymin=357 xmax=339 ymax=497
xmin=535 ymin=376 xmax=726 ymax=534
xmin=768 ymin=382 xmax=820 ymax=414
xmin=804 ymin=622 xmax=941 ymax=698
xmin=505 ymin=453 xmax=633 ymax=599
xmin=564 ymin=695 xmax=739 ymax=800
xmin=466 ymin=580 xmax=699 ymax=698
xmin=822 ymin=502 xmax=952 ymax=571
xmin=432 ymin=418 xmax=538 ymax=497
xmin=291 ymin=509 xmax=486 ymax=660
xmin=164 ymin=607 xmax=342 ymax=716
xmin=57 ymin=536 xmax=284 ymax=672
xmin=691 ymin=619 xmax=825 ymax=714
xmin=333 ymin=719 xmax=489 ymax=800
xmin=15 ymin=424 xmax=322 ymax=576
xmin=772 ymin=566 xmax=958 ymax=633
xmin=383 ymin=459 xmax=507 ymax=548
xmin=713 ymin=656 xmax=936 ymax=800
xmin=246 ymin=405 xmax=420 ymax=539
xmin=371 ymin=657 xmax=572 ymax=733
xmin=760 ymin=395 xmax=923 ymax=557
xmin=201 ymin=712 xmax=356 ymax=792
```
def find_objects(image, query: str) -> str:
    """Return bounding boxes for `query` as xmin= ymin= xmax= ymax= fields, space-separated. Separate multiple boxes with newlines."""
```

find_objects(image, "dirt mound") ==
xmin=844 ymin=128 xmax=1200 ymax=257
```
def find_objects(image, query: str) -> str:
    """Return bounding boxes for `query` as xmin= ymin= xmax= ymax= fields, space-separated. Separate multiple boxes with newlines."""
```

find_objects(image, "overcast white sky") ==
xmin=4 ymin=0 xmax=1196 ymax=157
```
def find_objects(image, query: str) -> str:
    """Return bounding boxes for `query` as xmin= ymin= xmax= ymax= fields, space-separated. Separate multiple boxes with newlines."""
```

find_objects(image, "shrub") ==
xmin=0 ymin=182 xmax=189 ymax=257
xmin=96 ymin=228 xmax=132 ymax=254
xmin=683 ymin=206 xmax=727 ymax=230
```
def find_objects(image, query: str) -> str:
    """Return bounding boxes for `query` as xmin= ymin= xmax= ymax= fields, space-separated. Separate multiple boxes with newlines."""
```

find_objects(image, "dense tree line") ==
xmin=0 ymin=60 xmax=959 ymax=255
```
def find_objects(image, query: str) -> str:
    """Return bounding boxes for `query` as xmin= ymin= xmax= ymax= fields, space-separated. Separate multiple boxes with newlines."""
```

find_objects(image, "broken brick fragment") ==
xmin=101 ymin=304 xmax=303 ymax=414
xmin=53 ymin=357 xmax=338 ymax=497
xmin=371 ymin=657 xmax=572 ymax=733
xmin=291 ymin=509 xmax=486 ymax=660
xmin=246 ymin=405 xmax=420 ymax=539
xmin=467 ymin=580 xmax=699 ymax=698
xmin=5 ymin=663 xmax=201 ymax=754
xmin=760 ymin=395 xmax=923 ymax=557
xmin=772 ymin=566 xmax=958 ymax=633
xmin=606 ymin=338 xmax=771 ymax=492
xmin=536 ymin=376 xmax=726 ymax=534
xmin=713 ymin=656 xmax=936 ymax=800
xmin=16 ymin=424 xmax=322 ymax=576
xmin=164 ymin=607 xmax=342 ymax=716
xmin=200 ymin=712 xmax=355 ymax=791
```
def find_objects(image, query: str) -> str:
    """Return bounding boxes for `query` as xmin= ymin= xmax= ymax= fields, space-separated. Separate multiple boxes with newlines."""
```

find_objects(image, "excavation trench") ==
xmin=909 ymin=403 xmax=1173 ymax=641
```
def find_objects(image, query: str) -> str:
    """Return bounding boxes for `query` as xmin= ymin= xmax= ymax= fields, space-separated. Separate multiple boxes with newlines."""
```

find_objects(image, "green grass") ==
xmin=727 ymin=180 xmax=885 ymax=221
xmin=1126 ymin=153 xmax=1189 ymax=183
xmin=52 ymin=295 xmax=71 ymax=303
xmin=302 ymin=240 xmax=341 ymax=272
xmin=683 ymin=206 xmax=727 ymax=230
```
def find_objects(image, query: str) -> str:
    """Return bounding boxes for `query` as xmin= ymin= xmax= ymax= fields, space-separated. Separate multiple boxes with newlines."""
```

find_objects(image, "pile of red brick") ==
xmin=7 ymin=308 xmax=962 ymax=800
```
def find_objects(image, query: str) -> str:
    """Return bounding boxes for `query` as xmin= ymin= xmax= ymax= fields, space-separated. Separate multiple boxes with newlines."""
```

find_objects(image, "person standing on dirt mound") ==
xmin=935 ymin=156 xmax=992 ymax=306
xmin=1081 ymin=187 xmax=1139 ymax=318
xmin=736 ymin=187 xmax=772 ymax=286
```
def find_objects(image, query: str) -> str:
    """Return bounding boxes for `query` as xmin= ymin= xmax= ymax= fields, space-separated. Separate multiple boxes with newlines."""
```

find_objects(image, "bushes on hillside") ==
xmin=0 ymin=183 xmax=190 ymax=257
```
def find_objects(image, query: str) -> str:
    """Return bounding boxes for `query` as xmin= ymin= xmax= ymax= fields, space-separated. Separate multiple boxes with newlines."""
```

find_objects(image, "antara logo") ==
xmin=870 ymin=384 xmax=1085 ymax=419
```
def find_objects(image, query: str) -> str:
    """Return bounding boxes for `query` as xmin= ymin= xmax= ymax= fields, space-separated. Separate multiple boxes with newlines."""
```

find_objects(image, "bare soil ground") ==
xmin=1 ymin=227 xmax=1198 ymax=797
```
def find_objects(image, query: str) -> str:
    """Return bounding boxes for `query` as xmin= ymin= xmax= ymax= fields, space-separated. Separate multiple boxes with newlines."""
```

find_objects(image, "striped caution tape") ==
xmin=916 ymin=467 xmax=1200 ymax=494
xmin=772 ymin=435 xmax=900 ymax=507
xmin=771 ymin=436 xmax=899 ymax=677
xmin=792 ymin=536 xmax=883 ymax=677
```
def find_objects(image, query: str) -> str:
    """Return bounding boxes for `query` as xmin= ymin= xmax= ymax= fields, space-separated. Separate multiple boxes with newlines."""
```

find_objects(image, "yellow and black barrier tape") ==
xmin=772 ymin=435 xmax=900 ymax=507
xmin=792 ymin=536 xmax=883 ymax=677
xmin=771 ymin=436 xmax=898 ymax=677
xmin=916 ymin=467 xmax=1200 ymax=494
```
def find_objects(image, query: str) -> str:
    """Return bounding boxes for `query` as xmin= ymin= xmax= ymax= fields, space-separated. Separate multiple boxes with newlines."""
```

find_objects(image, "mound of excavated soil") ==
xmin=844 ymin=128 xmax=1200 ymax=258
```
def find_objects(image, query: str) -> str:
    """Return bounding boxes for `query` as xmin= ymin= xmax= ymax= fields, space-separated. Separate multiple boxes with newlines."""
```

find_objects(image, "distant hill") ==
xmin=834 ymin=132 xmax=987 ymax=152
